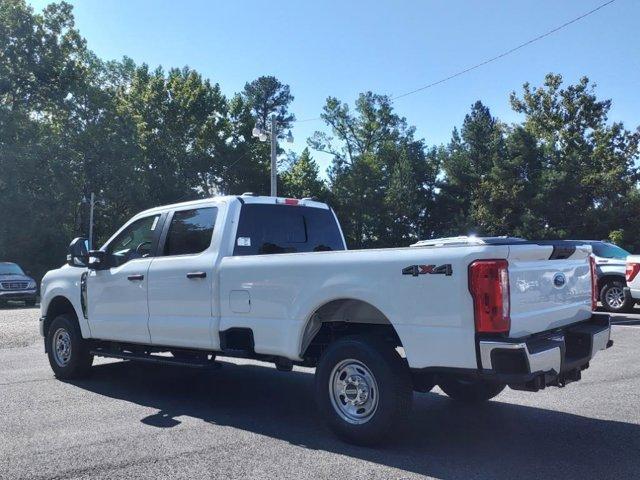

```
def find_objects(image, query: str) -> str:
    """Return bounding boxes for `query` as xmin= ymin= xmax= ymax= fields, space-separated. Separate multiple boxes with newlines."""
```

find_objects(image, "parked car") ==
xmin=39 ymin=195 xmax=612 ymax=445
xmin=536 ymin=240 xmax=634 ymax=313
xmin=0 ymin=262 xmax=38 ymax=307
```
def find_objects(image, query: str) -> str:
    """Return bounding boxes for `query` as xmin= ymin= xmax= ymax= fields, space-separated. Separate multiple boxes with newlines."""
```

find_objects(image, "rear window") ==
xmin=233 ymin=204 xmax=344 ymax=256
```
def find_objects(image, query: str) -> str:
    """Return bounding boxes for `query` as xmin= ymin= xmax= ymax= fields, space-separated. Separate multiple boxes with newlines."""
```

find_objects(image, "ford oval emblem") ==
xmin=553 ymin=273 xmax=566 ymax=288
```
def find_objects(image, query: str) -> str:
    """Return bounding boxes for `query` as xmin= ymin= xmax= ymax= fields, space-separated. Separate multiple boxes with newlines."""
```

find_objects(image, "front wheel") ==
xmin=600 ymin=280 xmax=634 ymax=313
xmin=439 ymin=377 xmax=505 ymax=403
xmin=46 ymin=314 xmax=93 ymax=379
xmin=315 ymin=336 xmax=412 ymax=445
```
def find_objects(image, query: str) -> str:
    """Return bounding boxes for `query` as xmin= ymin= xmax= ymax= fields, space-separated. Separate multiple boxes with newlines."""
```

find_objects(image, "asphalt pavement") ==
xmin=1 ymin=305 xmax=639 ymax=480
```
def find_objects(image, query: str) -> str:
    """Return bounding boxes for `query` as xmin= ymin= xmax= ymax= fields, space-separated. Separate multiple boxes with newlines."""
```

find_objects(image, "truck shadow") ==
xmin=68 ymin=360 xmax=640 ymax=480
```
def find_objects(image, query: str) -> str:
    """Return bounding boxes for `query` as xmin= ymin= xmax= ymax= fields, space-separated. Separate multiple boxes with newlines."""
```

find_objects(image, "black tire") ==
xmin=439 ymin=377 xmax=505 ymax=403
xmin=600 ymin=280 xmax=634 ymax=313
xmin=46 ymin=314 xmax=93 ymax=379
xmin=315 ymin=335 xmax=412 ymax=445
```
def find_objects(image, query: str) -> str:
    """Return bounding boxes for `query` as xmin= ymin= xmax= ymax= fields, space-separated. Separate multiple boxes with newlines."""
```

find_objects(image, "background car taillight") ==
xmin=589 ymin=255 xmax=598 ymax=310
xmin=626 ymin=262 xmax=640 ymax=283
xmin=469 ymin=259 xmax=510 ymax=334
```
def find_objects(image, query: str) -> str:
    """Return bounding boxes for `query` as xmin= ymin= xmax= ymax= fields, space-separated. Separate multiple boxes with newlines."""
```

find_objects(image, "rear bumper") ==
xmin=477 ymin=313 xmax=612 ymax=390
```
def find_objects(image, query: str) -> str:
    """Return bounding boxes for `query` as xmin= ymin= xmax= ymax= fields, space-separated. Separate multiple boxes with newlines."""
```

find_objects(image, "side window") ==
xmin=163 ymin=207 xmax=217 ymax=256
xmin=106 ymin=215 xmax=161 ymax=267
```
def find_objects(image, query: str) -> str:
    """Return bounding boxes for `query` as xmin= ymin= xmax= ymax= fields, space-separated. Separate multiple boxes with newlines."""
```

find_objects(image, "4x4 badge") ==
xmin=402 ymin=264 xmax=452 ymax=277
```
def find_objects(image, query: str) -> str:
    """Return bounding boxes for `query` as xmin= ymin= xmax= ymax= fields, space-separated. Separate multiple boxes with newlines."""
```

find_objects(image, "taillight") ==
xmin=469 ymin=259 xmax=510 ymax=334
xmin=589 ymin=255 xmax=598 ymax=311
xmin=626 ymin=262 xmax=640 ymax=283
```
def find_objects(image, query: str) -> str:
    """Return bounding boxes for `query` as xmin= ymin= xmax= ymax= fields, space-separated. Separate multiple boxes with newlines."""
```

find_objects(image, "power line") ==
xmin=293 ymin=0 xmax=615 ymax=123
xmin=391 ymin=0 xmax=615 ymax=100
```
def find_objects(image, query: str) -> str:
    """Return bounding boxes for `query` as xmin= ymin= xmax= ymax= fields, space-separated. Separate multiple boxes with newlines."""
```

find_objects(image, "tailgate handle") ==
xmin=187 ymin=272 xmax=207 ymax=279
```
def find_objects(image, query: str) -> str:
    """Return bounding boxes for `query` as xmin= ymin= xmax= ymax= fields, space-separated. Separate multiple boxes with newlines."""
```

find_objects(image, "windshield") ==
xmin=592 ymin=242 xmax=630 ymax=259
xmin=0 ymin=263 xmax=25 ymax=275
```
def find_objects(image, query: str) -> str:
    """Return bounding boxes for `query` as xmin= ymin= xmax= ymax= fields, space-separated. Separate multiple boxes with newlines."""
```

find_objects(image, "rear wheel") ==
xmin=439 ymin=377 xmax=505 ymax=403
xmin=315 ymin=335 xmax=412 ymax=445
xmin=46 ymin=314 xmax=93 ymax=379
xmin=600 ymin=280 xmax=634 ymax=313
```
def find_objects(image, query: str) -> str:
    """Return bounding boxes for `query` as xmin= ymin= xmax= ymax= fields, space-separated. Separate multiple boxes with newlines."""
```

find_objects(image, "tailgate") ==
xmin=507 ymin=243 xmax=592 ymax=337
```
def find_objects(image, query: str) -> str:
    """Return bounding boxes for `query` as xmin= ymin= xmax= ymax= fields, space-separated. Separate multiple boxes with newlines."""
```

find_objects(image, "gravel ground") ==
xmin=1 ymin=306 xmax=639 ymax=480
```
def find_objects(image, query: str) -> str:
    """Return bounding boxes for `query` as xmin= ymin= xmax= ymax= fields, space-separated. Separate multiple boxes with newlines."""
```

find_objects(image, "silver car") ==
xmin=551 ymin=241 xmax=635 ymax=313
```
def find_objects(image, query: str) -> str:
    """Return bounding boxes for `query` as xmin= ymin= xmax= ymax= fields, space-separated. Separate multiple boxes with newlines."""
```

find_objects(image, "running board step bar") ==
xmin=89 ymin=349 xmax=220 ymax=369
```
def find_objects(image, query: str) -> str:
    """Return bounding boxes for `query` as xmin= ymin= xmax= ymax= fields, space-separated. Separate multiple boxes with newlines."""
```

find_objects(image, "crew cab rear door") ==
xmin=146 ymin=205 xmax=219 ymax=349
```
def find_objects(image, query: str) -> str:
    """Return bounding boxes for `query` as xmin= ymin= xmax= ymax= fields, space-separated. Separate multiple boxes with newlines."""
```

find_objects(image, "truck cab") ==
xmin=41 ymin=195 xmax=345 ymax=349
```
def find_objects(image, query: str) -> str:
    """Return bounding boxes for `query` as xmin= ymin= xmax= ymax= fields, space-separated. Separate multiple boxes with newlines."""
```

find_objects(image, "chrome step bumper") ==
xmin=478 ymin=313 xmax=612 ymax=390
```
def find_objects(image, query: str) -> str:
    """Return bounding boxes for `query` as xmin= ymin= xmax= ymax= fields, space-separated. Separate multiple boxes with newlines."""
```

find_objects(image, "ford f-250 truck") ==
xmin=40 ymin=194 xmax=613 ymax=444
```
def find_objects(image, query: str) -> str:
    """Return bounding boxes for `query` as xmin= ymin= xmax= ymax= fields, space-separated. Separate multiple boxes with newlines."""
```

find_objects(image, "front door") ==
xmin=147 ymin=206 xmax=218 ymax=349
xmin=87 ymin=214 xmax=163 ymax=343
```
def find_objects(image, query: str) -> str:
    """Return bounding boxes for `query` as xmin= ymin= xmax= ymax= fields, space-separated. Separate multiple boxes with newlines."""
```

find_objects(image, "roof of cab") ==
xmin=134 ymin=195 xmax=330 ymax=218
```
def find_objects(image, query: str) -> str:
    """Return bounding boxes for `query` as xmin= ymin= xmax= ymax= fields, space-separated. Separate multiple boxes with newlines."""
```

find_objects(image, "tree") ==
xmin=0 ymin=0 xmax=90 ymax=280
xmin=310 ymin=92 xmax=438 ymax=248
xmin=473 ymin=126 xmax=544 ymax=237
xmin=510 ymin=73 xmax=640 ymax=240
xmin=280 ymin=148 xmax=328 ymax=200
xmin=435 ymin=101 xmax=505 ymax=235
xmin=242 ymin=75 xmax=295 ymax=135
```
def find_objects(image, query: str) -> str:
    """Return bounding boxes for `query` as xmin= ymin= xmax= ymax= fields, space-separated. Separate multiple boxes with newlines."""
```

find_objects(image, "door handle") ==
xmin=186 ymin=271 xmax=207 ymax=279
xmin=127 ymin=274 xmax=144 ymax=281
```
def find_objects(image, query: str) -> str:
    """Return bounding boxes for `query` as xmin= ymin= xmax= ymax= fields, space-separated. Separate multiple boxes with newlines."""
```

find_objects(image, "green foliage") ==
xmin=310 ymin=92 xmax=438 ymax=248
xmin=1 ymin=2 xmax=639 ymax=281
xmin=280 ymin=148 xmax=328 ymax=201
xmin=242 ymin=76 xmax=295 ymax=134
xmin=608 ymin=229 xmax=624 ymax=246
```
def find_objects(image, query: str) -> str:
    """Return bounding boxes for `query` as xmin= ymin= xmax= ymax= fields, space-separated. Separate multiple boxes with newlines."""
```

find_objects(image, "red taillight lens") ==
xmin=277 ymin=198 xmax=299 ymax=205
xmin=469 ymin=260 xmax=510 ymax=334
xmin=626 ymin=262 xmax=640 ymax=283
xmin=589 ymin=255 xmax=598 ymax=311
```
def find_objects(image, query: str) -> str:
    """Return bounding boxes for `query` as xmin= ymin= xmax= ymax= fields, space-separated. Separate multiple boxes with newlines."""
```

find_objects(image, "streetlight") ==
xmin=252 ymin=114 xmax=294 ymax=197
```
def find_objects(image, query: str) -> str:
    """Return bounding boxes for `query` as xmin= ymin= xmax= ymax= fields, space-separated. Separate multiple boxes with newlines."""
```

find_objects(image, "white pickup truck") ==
xmin=40 ymin=194 xmax=613 ymax=444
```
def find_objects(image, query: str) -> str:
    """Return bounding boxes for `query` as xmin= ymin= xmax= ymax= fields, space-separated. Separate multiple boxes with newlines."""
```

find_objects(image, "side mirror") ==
xmin=67 ymin=237 xmax=89 ymax=267
xmin=87 ymin=250 xmax=110 ymax=270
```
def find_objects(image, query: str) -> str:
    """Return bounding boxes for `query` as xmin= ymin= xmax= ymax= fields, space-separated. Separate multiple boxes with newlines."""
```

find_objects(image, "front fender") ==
xmin=41 ymin=267 xmax=91 ymax=338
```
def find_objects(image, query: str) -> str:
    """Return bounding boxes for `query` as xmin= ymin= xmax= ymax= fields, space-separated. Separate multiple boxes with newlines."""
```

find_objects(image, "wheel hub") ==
xmin=606 ymin=287 xmax=624 ymax=308
xmin=329 ymin=359 xmax=379 ymax=425
xmin=342 ymin=375 xmax=370 ymax=405
xmin=52 ymin=328 xmax=72 ymax=367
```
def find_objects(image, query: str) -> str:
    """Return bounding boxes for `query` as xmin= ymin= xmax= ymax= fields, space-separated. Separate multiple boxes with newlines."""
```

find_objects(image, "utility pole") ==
xmin=270 ymin=114 xmax=277 ymax=197
xmin=88 ymin=192 xmax=95 ymax=250
xmin=252 ymin=115 xmax=294 ymax=197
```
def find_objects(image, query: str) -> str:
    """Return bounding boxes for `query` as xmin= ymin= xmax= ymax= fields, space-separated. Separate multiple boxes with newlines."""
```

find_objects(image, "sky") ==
xmin=28 ymin=0 xmax=640 ymax=174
